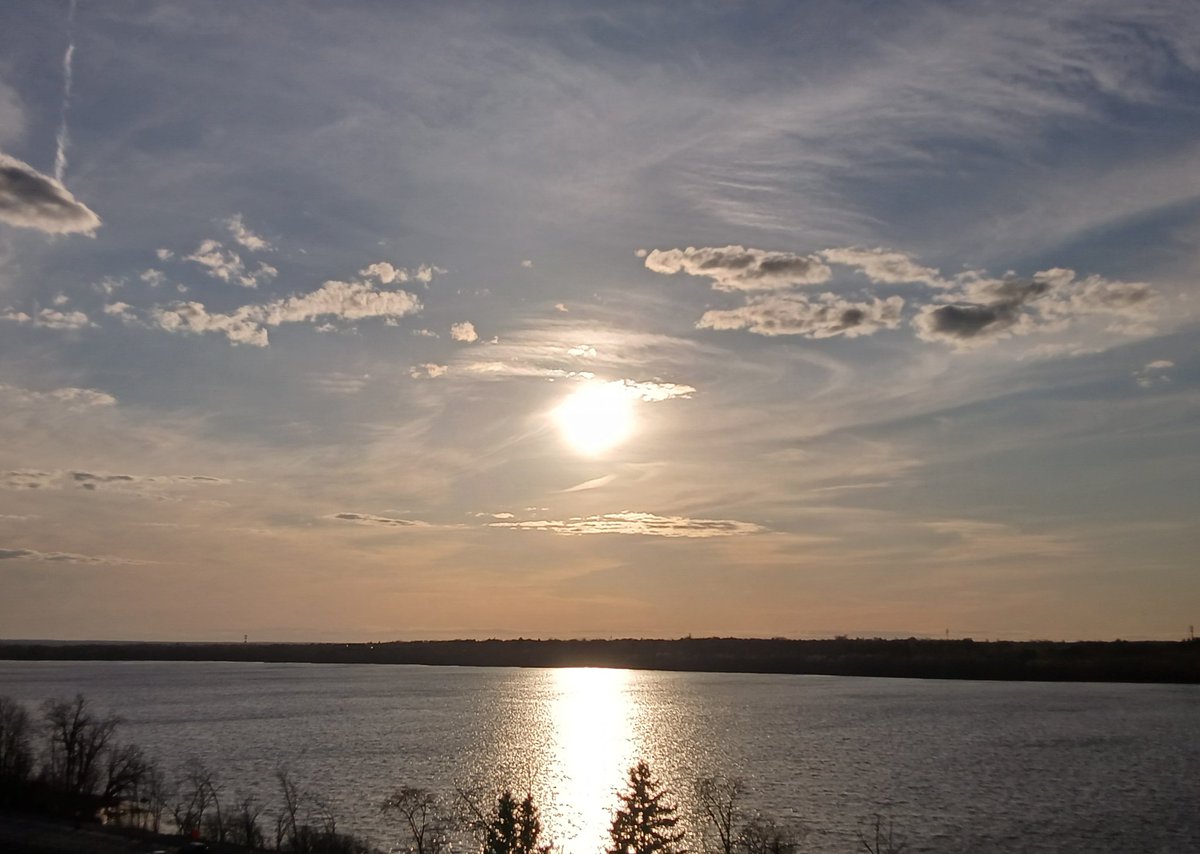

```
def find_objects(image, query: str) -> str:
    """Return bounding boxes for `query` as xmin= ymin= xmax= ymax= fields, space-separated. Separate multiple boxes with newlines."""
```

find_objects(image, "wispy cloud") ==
xmin=328 ymin=512 xmax=429 ymax=528
xmin=489 ymin=510 xmax=765 ymax=538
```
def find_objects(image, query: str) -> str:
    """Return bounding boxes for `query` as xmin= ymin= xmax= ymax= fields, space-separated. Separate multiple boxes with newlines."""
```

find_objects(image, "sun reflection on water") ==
xmin=547 ymin=668 xmax=640 ymax=853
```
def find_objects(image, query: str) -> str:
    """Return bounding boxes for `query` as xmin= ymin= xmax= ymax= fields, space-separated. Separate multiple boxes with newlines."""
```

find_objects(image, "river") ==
xmin=0 ymin=661 xmax=1196 ymax=853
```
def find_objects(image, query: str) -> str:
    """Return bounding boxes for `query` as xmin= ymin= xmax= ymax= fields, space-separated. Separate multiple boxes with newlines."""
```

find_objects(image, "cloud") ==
xmin=914 ymin=268 xmax=1159 ymax=347
xmin=0 ymin=546 xmax=147 ymax=566
xmin=821 ymin=247 xmax=946 ymax=287
xmin=140 ymin=268 xmax=167 ymax=287
xmin=521 ymin=259 xmax=534 ymax=268
xmin=617 ymin=379 xmax=696 ymax=402
xmin=150 ymin=276 xmax=424 ymax=346
xmin=644 ymin=245 xmax=832 ymax=291
xmin=185 ymin=239 xmax=277 ymax=288
xmin=328 ymin=512 xmax=429 ymax=528
xmin=311 ymin=372 xmax=371 ymax=394
xmin=0 ymin=152 xmax=100 ymax=235
xmin=559 ymin=474 xmax=616 ymax=493
xmin=225 ymin=214 xmax=272 ymax=251
xmin=0 ymin=383 xmax=115 ymax=408
xmin=1134 ymin=359 xmax=1174 ymax=388
xmin=489 ymin=510 xmax=765 ymax=538
xmin=68 ymin=471 xmax=229 ymax=493
xmin=554 ymin=303 xmax=568 ymax=312
xmin=1 ymin=471 xmax=56 ymax=490
xmin=409 ymin=363 xmax=448 ymax=380
xmin=450 ymin=321 xmax=478 ymax=342
xmin=1 ymin=307 xmax=93 ymax=330
xmin=699 ymin=293 xmax=905 ymax=338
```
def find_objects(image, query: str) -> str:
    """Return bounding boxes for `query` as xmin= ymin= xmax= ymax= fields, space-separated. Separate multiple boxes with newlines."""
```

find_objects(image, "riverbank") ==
xmin=1 ymin=637 xmax=1197 ymax=683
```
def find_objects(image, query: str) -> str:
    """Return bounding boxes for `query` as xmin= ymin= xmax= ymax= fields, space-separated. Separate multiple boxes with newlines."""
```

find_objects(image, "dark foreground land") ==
xmin=2 ymin=637 xmax=1197 ymax=683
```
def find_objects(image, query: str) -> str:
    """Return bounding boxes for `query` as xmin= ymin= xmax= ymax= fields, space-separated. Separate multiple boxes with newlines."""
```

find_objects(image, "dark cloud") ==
xmin=0 ymin=546 xmax=137 ymax=564
xmin=0 ymin=152 xmax=101 ymax=234
xmin=643 ymin=245 xmax=832 ymax=291
xmin=915 ymin=268 xmax=1159 ymax=347
xmin=698 ymin=294 xmax=905 ymax=338
xmin=330 ymin=512 xmax=428 ymax=528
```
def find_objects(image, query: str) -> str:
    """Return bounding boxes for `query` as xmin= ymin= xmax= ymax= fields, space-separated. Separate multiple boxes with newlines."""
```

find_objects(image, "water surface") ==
xmin=0 ymin=661 xmax=1195 ymax=853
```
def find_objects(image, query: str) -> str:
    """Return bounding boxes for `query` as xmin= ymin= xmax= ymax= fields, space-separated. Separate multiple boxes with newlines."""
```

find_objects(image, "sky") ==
xmin=1 ymin=1 xmax=1197 ymax=642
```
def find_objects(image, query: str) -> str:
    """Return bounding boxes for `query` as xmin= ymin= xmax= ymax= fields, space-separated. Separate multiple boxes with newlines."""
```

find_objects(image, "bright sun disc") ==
xmin=555 ymin=382 xmax=635 ymax=455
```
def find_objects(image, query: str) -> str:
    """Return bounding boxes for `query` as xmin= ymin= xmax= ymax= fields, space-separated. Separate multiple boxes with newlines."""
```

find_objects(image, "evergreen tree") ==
xmin=484 ymin=789 xmax=547 ymax=854
xmin=608 ymin=761 xmax=686 ymax=854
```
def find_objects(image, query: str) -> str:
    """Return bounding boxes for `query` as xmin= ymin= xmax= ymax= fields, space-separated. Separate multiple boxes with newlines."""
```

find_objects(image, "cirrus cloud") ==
xmin=489 ymin=510 xmax=765 ymax=538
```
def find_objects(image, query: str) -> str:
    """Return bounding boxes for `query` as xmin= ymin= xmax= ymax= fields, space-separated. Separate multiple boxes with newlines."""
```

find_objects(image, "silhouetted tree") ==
xmin=736 ymin=815 xmax=799 ymax=854
xmin=608 ymin=761 xmax=686 ymax=854
xmin=223 ymin=794 xmax=265 ymax=848
xmin=381 ymin=785 xmax=451 ymax=854
xmin=0 ymin=696 xmax=34 ymax=788
xmin=482 ymin=789 xmax=550 ymax=854
xmin=693 ymin=775 xmax=744 ymax=854
xmin=173 ymin=757 xmax=222 ymax=839
xmin=99 ymin=742 xmax=151 ymax=823
xmin=41 ymin=694 xmax=119 ymax=800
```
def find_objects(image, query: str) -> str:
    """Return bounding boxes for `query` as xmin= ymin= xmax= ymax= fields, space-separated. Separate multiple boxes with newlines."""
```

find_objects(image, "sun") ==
xmin=554 ymin=381 xmax=635 ymax=455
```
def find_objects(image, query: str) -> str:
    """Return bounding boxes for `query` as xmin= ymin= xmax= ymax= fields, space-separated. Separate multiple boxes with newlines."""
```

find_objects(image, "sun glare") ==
xmin=554 ymin=382 xmax=635 ymax=455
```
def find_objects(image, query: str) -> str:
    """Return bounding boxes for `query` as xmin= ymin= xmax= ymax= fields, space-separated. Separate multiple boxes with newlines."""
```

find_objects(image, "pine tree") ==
xmin=607 ymin=761 xmax=686 ymax=854
xmin=484 ymin=790 xmax=547 ymax=854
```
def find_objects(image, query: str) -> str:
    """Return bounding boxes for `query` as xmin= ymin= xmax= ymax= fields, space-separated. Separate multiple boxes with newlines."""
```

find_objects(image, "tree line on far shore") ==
xmin=0 ymin=693 xmax=906 ymax=854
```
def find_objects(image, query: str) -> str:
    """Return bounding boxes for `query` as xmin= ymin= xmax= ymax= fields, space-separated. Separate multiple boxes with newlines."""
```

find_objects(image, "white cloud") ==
xmin=1134 ymin=359 xmax=1174 ymax=388
xmin=155 ymin=248 xmax=174 ymax=261
xmin=521 ymin=259 xmax=534 ymax=268
xmin=140 ymin=268 xmax=167 ymax=287
xmin=411 ymin=328 xmax=439 ymax=338
xmin=360 ymin=262 xmax=407 ymax=284
xmin=0 ymin=152 xmax=101 ymax=235
xmin=821 ymin=247 xmax=946 ymax=287
xmin=489 ymin=510 xmax=765 ymax=538
xmin=225 ymin=214 xmax=272 ymax=251
xmin=644 ymin=245 xmax=832 ymax=291
xmin=450 ymin=321 xmax=478 ymax=342
xmin=150 ymin=276 xmax=424 ymax=347
xmin=185 ymin=239 xmax=276 ymax=288
xmin=409 ymin=363 xmax=448 ymax=380
xmin=2 ymin=307 xmax=93 ymax=330
xmin=0 ymin=383 xmax=115 ymax=408
xmin=616 ymin=379 xmax=696 ymax=402
xmin=699 ymin=293 xmax=905 ymax=338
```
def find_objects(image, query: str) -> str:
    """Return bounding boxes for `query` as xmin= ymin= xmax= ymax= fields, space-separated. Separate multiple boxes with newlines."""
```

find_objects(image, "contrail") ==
xmin=53 ymin=0 xmax=77 ymax=184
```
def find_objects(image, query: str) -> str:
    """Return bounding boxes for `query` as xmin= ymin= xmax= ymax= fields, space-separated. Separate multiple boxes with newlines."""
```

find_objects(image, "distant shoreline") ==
xmin=2 ymin=637 xmax=1197 ymax=684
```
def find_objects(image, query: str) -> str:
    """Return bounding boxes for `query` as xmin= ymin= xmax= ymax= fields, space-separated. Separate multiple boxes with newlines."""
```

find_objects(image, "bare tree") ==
xmin=100 ymin=742 xmax=151 ymax=822
xmin=174 ymin=757 xmax=223 ymax=839
xmin=226 ymin=794 xmax=266 ymax=849
xmin=275 ymin=766 xmax=305 ymax=850
xmin=0 ymin=696 xmax=33 ymax=786
xmin=41 ymin=694 xmax=120 ymax=799
xmin=736 ymin=815 xmax=799 ymax=854
xmin=693 ymin=775 xmax=745 ymax=854
xmin=381 ymin=785 xmax=451 ymax=854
